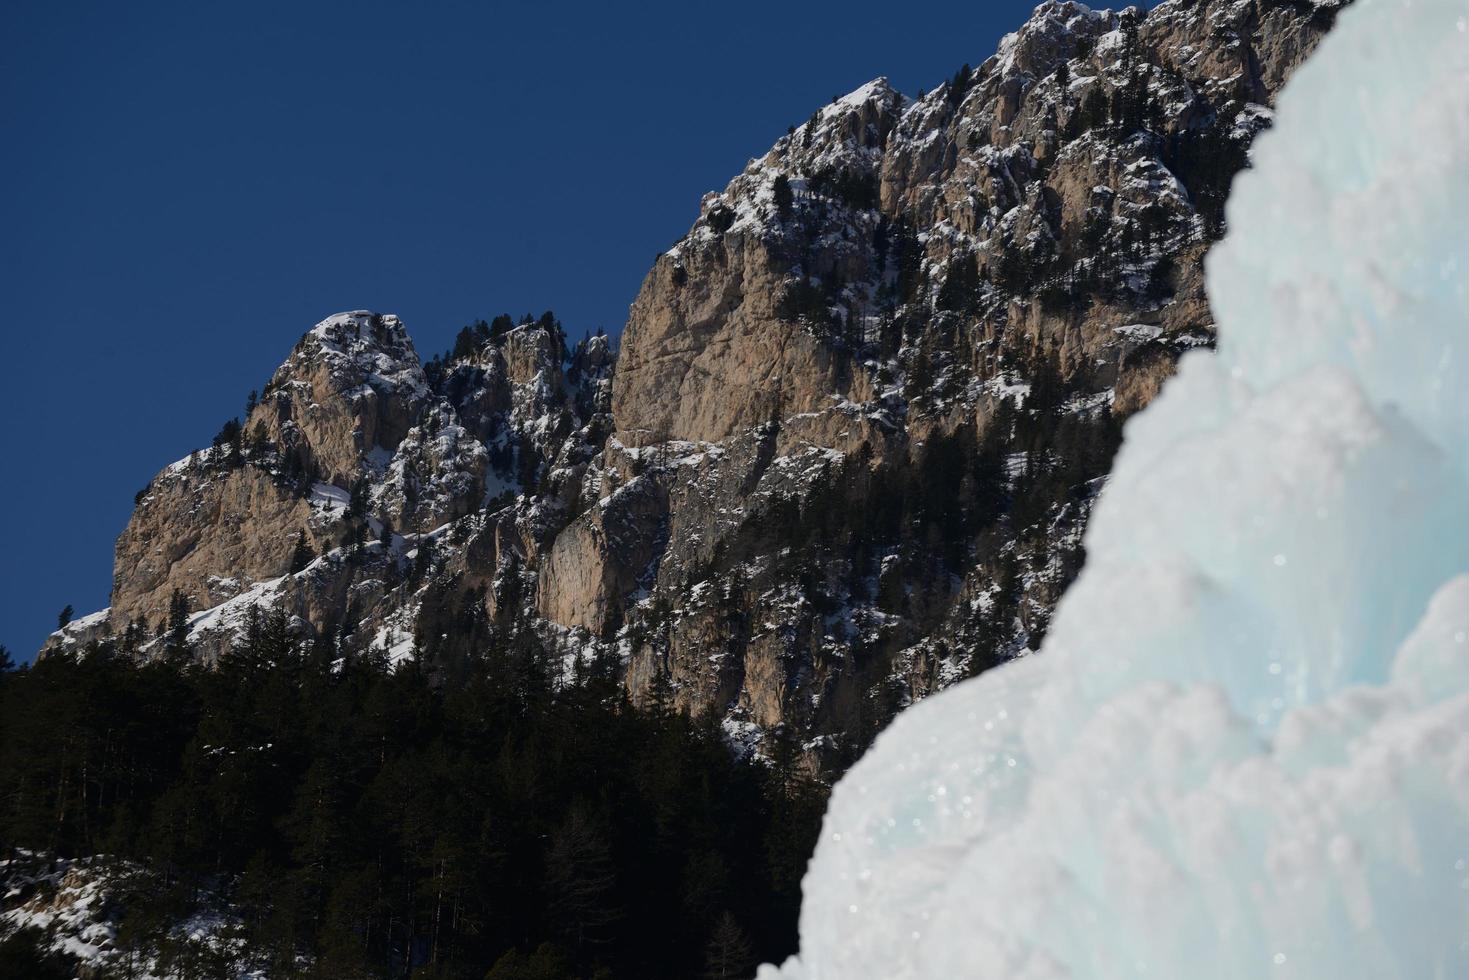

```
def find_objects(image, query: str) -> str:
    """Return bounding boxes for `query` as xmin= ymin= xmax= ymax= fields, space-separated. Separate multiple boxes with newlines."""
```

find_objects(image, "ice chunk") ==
xmin=761 ymin=0 xmax=1469 ymax=976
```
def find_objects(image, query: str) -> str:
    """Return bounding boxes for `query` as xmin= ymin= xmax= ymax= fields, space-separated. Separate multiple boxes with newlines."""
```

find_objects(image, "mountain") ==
xmin=5 ymin=1 xmax=1359 ymax=975
xmin=44 ymin=0 xmax=1341 ymax=774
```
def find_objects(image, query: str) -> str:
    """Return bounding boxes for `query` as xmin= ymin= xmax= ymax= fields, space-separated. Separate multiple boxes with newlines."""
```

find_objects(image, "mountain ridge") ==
xmin=44 ymin=0 xmax=1343 ymax=773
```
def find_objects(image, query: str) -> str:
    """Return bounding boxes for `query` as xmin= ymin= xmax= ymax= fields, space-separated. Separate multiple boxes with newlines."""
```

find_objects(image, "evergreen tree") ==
xmin=212 ymin=418 xmax=244 ymax=467
xmin=946 ymin=63 xmax=974 ymax=108
xmin=936 ymin=252 xmax=981 ymax=313
xmin=772 ymin=173 xmax=794 ymax=219
xmin=546 ymin=805 xmax=622 ymax=962
xmin=451 ymin=324 xmax=478 ymax=360
xmin=166 ymin=588 xmax=191 ymax=651
xmin=1120 ymin=9 xmax=1140 ymax=71
xmin=0 ymin=929 xmax=75 ymax=980
xmin=703 ymin=911 xmax=755 ymax=980
xmin=0 ymin=607 xmax=824 ymax=976
xmin=57 ymin=605 xmax=73 ymax=630
xmin=484 ymin=944 xmax=575 ymax=980
xmin=645 ymin=663 xmax=677 ymax=719
xmin=289 ymin=530 xmax=314 ymax=573
xmin=346 ymin=477 xmax=369 ymax=519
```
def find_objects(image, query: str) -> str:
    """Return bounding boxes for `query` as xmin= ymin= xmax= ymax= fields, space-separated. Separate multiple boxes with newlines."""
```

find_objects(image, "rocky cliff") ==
xmin=45 ymin=0 xmax=1343 ymax=772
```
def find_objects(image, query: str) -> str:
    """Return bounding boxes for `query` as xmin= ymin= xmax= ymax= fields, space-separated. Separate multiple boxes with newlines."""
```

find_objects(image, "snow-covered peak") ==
xmin=990 ymin=0 xmax=1121 ymax=79
xmin=279 ymin=310 xmax=428 ymax=402
xmin=304 ymin=309 xmax=415 ymax=362
xmin=827 ymin=76 xmax=901 ymax=115
xmin=309 ymin=309 xmax=402 ymax=341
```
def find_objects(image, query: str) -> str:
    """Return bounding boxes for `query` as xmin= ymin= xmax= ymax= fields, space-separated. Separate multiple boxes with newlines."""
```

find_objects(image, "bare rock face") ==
xmin=50 ymin=0 xmax=1345 ymax=775
xmin=112 ymin=457 xmax=313 ymax=628
xmin=537 ymin=474 xmax=667 ymax=633
xmin=613 ymin=80 xmax=904 ymax=447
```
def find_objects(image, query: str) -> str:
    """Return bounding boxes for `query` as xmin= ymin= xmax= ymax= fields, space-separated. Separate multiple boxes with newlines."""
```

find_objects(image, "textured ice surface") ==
xmin=761 ymin=0 xmax=1469 ymax=977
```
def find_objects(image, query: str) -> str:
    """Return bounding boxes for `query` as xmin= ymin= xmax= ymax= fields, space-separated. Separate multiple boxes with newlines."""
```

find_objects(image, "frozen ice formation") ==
xmin=760 ymin=0 xmax=1469 ymax=977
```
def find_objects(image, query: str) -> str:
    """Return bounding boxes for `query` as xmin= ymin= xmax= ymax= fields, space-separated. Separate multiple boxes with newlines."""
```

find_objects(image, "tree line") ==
xmin=0 ymin=630 xmax=823 ymax=979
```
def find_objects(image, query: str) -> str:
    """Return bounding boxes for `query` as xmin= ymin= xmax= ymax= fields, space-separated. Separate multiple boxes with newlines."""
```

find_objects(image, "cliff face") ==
xmin=45 ymin=0 xmax=1343 ymax=770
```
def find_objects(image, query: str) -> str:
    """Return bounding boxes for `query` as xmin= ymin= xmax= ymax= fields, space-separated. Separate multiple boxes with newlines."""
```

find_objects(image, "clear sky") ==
xmin=1 ymin=0 xmax=1046 ymax=659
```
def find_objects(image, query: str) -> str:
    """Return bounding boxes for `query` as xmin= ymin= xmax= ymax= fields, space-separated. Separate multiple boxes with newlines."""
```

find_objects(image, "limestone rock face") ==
xmin=613 ymin=0 xmax=1341 ymax=462
xmin=613 ymin=80 xmax=904 ymax=447
xmin=537 ymin=474 xmax=667 ymax=634
xmin=50 ymin=0 xmax=1343 ymax=775
xmin=112 ymin=458 xmax=313 ymax=627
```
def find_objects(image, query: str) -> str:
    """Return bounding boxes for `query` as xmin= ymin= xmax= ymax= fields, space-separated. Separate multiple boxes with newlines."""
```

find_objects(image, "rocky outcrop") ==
xmin=537 ymin=472 xmax=667 ymax=633
xmin=70 ymin=309 xmax=608 ymax=663
xmin=612 ymin=80 xmax=902 ymax=447
xmin=248 ymin=312 xmax=430 ymax=487
xmin=47 ymin=0 xmax=1344 ymax=774
xmin=112 ymin=458 xmax=314 ymax=627
xmin=0 ymin=852 xmax=254 ymax=978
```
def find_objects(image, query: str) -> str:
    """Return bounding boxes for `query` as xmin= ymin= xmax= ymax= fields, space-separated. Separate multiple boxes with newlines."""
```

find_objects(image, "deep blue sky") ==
xmin=1 ymin=0 xmax=1043 ymax=659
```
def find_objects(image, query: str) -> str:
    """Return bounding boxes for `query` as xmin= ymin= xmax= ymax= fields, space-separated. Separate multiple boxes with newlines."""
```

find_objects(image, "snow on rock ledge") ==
xmin=247 ymin=311 xmax=431 ymax=487
xmin=762 ymin=0 xmax=1469 ymax=976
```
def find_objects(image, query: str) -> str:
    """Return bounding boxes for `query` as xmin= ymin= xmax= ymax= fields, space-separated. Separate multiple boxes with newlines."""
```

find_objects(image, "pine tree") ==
xmin=212 ymin=418 xmax=244 ymax=467
xmin=517 ymin=439 xmax=541 ymax=493
xmin=483 ymin=944 xmax=574 ymax=980
xmin=545 ymin=805 xmax=622 ymax=960
xmin=346 ymin=478 xmax=369 ymax=519
xmin=451 ymin=325 xmax=478 ymax=360
xmin=1067 ymin=85 xmax=1109 ymax=138
xmin=773 ymin=174 xmax=794 ymax=219
xmin=703 ymin=911 xmax=754 ymax=980
xmin=1120 ymin=9 xmax=1140 ymax=71
xmin=289 ymin=530 xmax=315 ymax=573
xmin=167 ymin=588 xmax=191 ymax=651
xmin=936 ymin=252 xmax=981 ymax=312
xmin=645 ymin=663 xmax=676 ymax=719
xmin=946 ymin=63 xmax=974 ymax=108
xmin=57 ymin=605 xmax=73 ymax=630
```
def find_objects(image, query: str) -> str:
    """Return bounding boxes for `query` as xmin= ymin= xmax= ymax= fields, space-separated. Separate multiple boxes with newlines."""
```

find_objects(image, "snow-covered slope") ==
xmin=1 ymin=852 xmax=265 ymax=979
